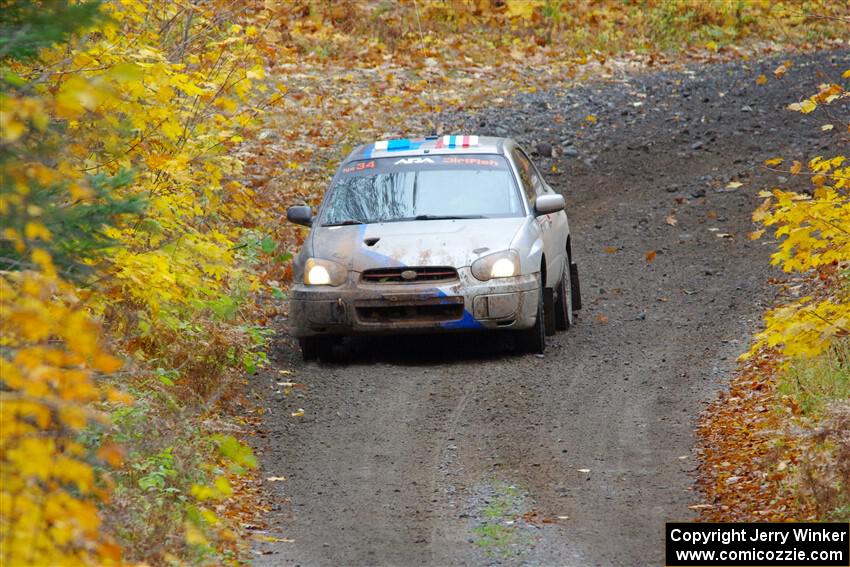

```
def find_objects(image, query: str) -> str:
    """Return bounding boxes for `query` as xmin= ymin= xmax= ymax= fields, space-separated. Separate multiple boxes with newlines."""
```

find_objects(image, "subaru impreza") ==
xmin=286 ymin=135 xmax=581 ymax=360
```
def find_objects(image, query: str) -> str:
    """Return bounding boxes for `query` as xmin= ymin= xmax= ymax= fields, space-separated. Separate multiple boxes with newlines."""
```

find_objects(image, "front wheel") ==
xmin=516 ymin=284 xmax=546 ymax=355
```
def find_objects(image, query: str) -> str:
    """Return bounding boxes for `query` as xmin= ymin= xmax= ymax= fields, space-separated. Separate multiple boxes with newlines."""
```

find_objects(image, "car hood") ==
xmin=311 ymin=218 xmax=526 ymax=271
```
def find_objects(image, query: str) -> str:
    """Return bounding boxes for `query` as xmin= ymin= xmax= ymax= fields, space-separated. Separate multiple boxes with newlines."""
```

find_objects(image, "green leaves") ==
xmin=212 ymin=434 xmax=257 ymax=473
xmin=259 ymin=235 xmax=277 ymax=254
xmin=0 ymin=0 xmax=103 ymax=62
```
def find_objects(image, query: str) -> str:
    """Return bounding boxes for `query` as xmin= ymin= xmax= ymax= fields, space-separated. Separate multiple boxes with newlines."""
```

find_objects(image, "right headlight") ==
xmin=304 ymin=257 xmax=347 ymax=286
xmin=471 ymin=250 xmax=521 ymax=281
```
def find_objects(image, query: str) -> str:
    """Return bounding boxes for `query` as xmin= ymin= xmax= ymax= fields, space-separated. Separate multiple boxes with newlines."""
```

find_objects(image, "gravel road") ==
xmin=251 ymin=50 xmax=848 ymax=566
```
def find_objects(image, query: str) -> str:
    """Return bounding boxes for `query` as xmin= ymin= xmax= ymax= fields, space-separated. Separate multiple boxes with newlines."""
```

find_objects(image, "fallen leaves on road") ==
xmin=645 ymin=251 xmax=657 ymax=263
xmin=696 ymin=347 xmax=811 ymax=522
xmin=254 ymin=535 xmax=294 ymax=543
xmin=520 ymin=510 xmax=562 ymax=525
xmin=773 ymin=64 xmax=788 ymax=79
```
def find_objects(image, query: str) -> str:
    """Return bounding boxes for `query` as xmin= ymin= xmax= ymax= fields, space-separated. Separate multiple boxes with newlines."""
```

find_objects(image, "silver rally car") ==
xmin=286 ymin=135 xmax=581 ymax=360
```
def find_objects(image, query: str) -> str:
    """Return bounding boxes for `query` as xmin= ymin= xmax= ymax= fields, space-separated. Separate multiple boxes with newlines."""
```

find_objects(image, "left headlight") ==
xmin=471 ymin=250 xmax=521 ymax=281
xmin=304 ymin=257 xmax=347 ymax=286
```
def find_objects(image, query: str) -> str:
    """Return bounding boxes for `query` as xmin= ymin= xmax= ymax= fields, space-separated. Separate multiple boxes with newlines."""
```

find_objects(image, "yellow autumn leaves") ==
xmin=787 ymin=76 xmax=848 ymax=115
xmin=2 ymin=0 xmax=270 ymax=563
xmin=1 ymin=266 xmax=128 ymax=566
xmin=747 ymin=73 xmax=849 ymax=360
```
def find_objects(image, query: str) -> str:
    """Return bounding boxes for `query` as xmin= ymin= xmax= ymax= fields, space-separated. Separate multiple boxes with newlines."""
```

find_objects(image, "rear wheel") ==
xmin=299 ymin=336 xmax=334 ymax=361
xmin=555 ymin=259 xmax=574 ymax=331
xmin=516 ymin=284 xmax=546 ymax=354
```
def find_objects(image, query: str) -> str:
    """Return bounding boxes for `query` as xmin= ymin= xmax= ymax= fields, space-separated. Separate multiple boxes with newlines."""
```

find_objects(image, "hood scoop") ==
xmin=364 ymin=237 xmax=380 ymax=247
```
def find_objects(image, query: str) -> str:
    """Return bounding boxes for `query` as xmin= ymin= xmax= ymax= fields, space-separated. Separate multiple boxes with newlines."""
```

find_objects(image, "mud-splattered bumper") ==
xmin=289 ymin=270 xmax=539 ymax=337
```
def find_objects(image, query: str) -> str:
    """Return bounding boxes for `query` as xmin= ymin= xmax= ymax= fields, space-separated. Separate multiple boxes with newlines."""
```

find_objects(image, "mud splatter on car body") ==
xmin=286 ymin=135 xmax=579 ymax=358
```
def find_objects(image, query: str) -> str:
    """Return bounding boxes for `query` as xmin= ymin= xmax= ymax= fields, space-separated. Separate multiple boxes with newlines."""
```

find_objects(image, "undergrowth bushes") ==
xmin=277 ymin=0 xmax=848 ymax=57
xmin=781 ymin=342 xmax=850 ymax=520
xmin=779 ymin=341 xmax=850 ymax=417
xmin=796 ymin=400 xmax=850 ymax=520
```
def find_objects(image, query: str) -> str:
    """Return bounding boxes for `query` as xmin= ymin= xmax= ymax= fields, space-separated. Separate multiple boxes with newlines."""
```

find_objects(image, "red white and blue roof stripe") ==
xmin=365 ymin=135 xmax=479 ymax=157
xmin=435 ymin=135 xmax=479 ymax=148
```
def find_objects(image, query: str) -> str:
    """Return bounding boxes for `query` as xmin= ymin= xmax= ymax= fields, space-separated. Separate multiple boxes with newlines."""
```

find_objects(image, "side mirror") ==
xmin=534 ymin=194 xmax=565 ymax=216
xmin=287 ymin=205 xmax=313 ymax=226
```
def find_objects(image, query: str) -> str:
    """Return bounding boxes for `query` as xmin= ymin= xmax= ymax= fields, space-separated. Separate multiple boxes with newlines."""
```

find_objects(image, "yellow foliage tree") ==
xmin=24 ymin=1 xmax=269 ymax=324
xmin=1 ymin=257 xmax=129 ymax=565
xmin=749 ymin=72 xmax=849 ymax=359
xmin=2 ymin=0 xmax=273 ymax=562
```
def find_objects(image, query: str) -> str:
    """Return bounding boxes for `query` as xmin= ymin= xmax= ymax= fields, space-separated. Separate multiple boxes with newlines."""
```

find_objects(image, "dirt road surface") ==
xmin=250 ymin=51 xmax=848 ymax=566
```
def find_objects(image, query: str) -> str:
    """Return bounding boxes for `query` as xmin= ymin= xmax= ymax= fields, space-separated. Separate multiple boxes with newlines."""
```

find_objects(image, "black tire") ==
xmin=299 ymin=336 xmax=333 ymax=361
xmin=516 ymin=284 xmax=546 ymax=354
xmin=554 ymin=261 xmax=574 ymax=331
xmin=570 ymin=261 xmax=582 ymax=311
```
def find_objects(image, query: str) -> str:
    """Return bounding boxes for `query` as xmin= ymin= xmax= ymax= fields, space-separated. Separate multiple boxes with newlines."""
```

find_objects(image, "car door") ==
xmin=512 ymin=147 xmax=559 ymax=287
xmin=529 ymin=155 xmax=569 ymax=279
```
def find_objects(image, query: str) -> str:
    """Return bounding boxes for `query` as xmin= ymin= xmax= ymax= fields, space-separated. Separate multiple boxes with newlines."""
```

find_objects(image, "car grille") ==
xmin=361 ymin=266 xmax=458 ymax=284
xmin=355 ymin=296 xmax=464 ymax=324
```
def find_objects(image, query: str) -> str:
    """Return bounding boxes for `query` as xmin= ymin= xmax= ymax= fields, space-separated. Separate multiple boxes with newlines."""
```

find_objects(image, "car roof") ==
xmin=344 ymin=135 xmax=513 ymax=163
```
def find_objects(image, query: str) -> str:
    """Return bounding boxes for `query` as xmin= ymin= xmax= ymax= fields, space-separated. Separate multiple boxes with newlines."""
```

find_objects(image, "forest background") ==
xmin=0 ymin=0 xmax=847 ymax=564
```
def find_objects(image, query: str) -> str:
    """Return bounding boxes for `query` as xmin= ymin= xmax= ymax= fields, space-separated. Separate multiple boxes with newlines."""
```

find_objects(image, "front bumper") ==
xmin=289 ymin=268 xmax=539 ymax=337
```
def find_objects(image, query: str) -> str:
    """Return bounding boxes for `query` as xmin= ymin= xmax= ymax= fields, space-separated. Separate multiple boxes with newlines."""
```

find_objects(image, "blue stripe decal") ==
xmin=435 ymin=289 xmax=483 ymax=329
xmin=349 ymin=231 xmax=479 ymax=328
xmin=387 ymin=139 xmax=410 ymax=151
xmin=366 ymin=139 xmax=423 ymax=156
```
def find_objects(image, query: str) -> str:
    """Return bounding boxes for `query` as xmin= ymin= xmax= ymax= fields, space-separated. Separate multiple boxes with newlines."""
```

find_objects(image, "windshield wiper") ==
xmin=328 ymin=215 xmax=487 ymax=226
xmin=323 ymin=220 xmax=366 ymax=227
xmin=413 ymin=214 xmax=486 ymax=220
xmin=377 ymin=215 xmax=486 ymax=224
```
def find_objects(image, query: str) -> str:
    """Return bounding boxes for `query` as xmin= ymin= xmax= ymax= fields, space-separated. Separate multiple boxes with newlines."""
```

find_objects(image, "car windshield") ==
xmin=320 ymin=155 xmax=523 ymax=226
